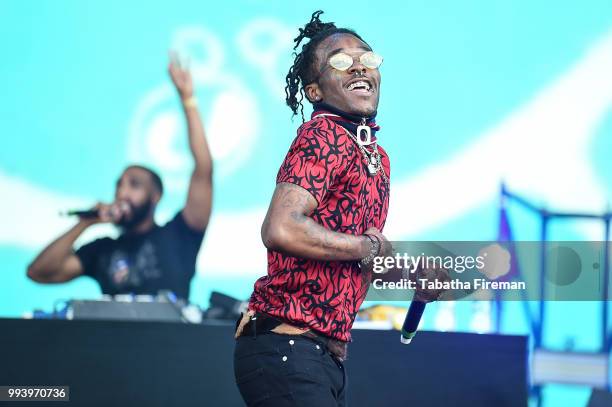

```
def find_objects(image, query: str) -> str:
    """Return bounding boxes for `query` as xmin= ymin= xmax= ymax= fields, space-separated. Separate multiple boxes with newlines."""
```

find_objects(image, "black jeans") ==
xmin=234 ymin=332 xmax=347 ymax=406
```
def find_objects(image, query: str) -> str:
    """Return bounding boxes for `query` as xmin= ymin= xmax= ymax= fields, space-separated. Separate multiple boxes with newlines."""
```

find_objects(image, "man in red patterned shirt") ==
xmin=234 ymin=11 xmax=395 ymax=406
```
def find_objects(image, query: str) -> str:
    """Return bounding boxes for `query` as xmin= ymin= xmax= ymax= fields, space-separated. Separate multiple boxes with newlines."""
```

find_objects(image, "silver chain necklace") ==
xmin=313 ymin=113 xmax=389 ymax=185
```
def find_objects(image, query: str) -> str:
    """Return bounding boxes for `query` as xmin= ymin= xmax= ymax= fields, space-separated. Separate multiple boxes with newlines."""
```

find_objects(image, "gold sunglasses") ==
xmin=328 ymin=51 xmax=383 ymax=71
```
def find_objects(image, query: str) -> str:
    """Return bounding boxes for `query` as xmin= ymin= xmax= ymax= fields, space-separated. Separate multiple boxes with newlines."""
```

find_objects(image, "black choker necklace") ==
xmin=312 ymin=102 xmax=377 ymax=125
xmin=311 ymin=102 xmax=380 ymax=142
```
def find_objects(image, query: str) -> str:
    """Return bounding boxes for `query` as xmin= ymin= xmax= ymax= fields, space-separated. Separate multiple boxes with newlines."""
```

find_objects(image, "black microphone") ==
xmin=60 ymin=209 xmax=99 ymax=218
xmin=400 ymin=300 xmax=426 ymax=344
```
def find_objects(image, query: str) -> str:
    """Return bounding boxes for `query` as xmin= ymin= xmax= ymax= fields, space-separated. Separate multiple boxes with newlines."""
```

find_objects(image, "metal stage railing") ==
xmin=498 ymin=183 xmax=611 ymax=404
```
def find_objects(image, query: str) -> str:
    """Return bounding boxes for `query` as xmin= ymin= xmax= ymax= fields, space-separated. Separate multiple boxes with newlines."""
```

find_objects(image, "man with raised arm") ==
xmin=27 ymin=55 xmax=212 ymax=300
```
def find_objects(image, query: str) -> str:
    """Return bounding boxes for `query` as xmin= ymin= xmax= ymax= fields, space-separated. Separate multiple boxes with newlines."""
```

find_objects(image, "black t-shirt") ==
xmin=75 ymin=211 xmax=205 ymax=300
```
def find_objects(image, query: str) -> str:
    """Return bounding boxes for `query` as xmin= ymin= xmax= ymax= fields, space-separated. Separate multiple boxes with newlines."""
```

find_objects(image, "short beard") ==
xmin=117 ymin=199 xmax=153 ymax=231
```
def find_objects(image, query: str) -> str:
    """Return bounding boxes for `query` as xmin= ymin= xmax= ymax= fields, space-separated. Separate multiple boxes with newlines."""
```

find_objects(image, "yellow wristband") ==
xmin=183 ymin=96 xmax=198 ymax=109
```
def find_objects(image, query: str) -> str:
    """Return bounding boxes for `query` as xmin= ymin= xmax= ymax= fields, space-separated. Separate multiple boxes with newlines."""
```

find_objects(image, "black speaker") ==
xmin=588 ymin=389 xmax=612 ymax=407
xmin=202 ymin=291 xmax=247 ymax=320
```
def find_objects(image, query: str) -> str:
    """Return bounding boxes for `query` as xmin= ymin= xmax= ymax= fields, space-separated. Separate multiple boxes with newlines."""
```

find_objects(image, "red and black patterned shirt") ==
xmin=249 ymin=113 xmax=390 ymax=342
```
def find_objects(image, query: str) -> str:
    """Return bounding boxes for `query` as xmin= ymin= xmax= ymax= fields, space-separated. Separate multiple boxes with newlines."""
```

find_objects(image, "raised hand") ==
xmin=168 ymin=51 xmax=193 ymax=99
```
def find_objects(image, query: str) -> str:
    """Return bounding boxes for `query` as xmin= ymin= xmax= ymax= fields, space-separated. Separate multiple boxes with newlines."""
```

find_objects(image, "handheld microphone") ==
xmin=400 ymin=300 xmax=426 ymax=344
xmin=60 ymin=209 xmax=99 ymax=218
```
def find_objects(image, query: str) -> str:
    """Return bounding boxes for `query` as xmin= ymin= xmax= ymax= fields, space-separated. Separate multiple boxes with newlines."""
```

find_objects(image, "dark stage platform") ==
xmin=0 ymin=318 xmax=527 ymax=406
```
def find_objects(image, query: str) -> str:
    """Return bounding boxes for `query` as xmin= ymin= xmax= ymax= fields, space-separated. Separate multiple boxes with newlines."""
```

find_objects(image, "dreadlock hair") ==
xmin=285 ymin=10 xmax=367 ymax=121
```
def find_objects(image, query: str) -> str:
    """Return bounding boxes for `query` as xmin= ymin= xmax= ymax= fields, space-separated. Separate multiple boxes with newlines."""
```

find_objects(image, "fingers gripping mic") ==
xmin=400 ymin=300 xmax=426 ymax=344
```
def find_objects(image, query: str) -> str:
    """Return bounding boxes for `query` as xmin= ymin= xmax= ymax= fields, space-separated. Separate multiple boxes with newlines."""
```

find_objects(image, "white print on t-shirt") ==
xmin=107 ymin=241 xmax=162 ymax=290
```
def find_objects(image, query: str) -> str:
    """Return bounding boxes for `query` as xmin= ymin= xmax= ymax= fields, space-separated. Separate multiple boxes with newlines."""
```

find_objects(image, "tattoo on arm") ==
xmin=264 ymin=183 xmax=366 ymax=261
